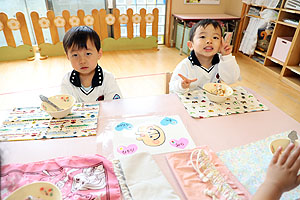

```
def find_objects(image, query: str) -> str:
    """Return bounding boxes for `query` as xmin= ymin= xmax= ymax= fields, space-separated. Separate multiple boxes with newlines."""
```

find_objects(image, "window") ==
xmin=116 ymin=0 xmax=166 ymax=44
xmin=0 ymin=0 xmax=166 ymax=46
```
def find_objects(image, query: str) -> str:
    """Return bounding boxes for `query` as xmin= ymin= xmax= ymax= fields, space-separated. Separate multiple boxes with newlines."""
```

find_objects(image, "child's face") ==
xmin=188 ymin=24 xmax=222 ymax=59
xmin=66 ymin=39 xmax=102 ymax=75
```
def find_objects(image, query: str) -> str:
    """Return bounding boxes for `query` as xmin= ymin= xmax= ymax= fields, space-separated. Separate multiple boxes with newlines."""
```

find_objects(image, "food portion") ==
xmin=210 ymin=84 xmax=226 ymax=96
xmin=203 ymin=83 xmax=233 ymax=103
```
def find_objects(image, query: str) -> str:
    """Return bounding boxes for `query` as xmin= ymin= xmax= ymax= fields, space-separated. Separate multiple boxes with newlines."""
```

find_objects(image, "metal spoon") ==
xmin=39 ymin=95 xmax=63 ymax=111
xmin=199 ymin=86 xmax=216 ymax=95
xmin=288 ymin=130 xmax=298 ymax=144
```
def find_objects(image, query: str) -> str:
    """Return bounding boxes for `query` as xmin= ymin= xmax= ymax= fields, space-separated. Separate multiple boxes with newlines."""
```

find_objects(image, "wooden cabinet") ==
xmin=235 ymin=0 xmax=300 ymax=91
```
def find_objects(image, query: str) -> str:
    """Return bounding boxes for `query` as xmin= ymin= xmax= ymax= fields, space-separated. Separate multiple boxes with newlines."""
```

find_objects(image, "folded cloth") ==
xmin=166 ymin=146 xmax=252 ymax=200
xmin=1 ymin=154 xmax=121 ymax=200
xmin=119 ymin=152 xmax=180 ymax=200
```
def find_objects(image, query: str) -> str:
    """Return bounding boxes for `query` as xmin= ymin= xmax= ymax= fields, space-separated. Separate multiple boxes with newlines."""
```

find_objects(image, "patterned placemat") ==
xmin=1 ymin=154 xmax=121 ymax=200
xmin=177 ymin=86 xmax=268 ymax=118
xmin=217 ymin=130 xmax=300 ymax=200
xmin=166 ymin=146 xmax=251 ymax=199
xmin=0 ymin=102 xmax=99 ymax=141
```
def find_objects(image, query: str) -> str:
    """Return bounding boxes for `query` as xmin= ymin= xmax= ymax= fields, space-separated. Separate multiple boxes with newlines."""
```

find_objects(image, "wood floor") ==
xmin=0 ymin=45 xmax=300 ymax=123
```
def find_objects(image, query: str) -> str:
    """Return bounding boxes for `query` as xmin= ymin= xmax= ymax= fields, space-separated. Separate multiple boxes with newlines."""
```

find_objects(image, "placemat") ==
xmin=166 ymin=146 xmax=251 ymax=200
xmin=217 ymin=130 xmax=300 ymax=200
xmin=110 ymin=115 xmax=196 ymax=159
xmin=178 ymin=86 xmax=268 ymax=118
xmin=0 ymin=103 xmax=99 ymax=141
xmin=1 ymin=154 xmax=121 ymax=200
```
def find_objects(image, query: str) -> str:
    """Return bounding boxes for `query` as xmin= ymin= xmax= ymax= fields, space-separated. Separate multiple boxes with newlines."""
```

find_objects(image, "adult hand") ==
xmin=178 ymin=74 xmax=197 ymax=89
xmin=219 ymin=37 xmax=232 ymax=56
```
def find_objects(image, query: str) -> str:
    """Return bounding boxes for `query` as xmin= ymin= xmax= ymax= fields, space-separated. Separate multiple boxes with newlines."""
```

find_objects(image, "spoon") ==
xmin=39 ymin=95 xmax=63 ymax=111
xmin=199 ymin=86 xmax=217 ymax=95
xmin=288 ymin=130 xmax=298 ymax=144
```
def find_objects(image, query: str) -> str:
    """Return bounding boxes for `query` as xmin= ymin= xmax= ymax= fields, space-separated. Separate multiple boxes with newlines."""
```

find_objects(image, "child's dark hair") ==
xmin=189 ymin=19 xmax=223 ymax=42
xmin=63 ymin=26 xmax=101 ymax=54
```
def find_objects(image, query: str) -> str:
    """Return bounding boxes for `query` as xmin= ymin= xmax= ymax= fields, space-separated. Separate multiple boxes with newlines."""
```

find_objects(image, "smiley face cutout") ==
xmin=136 ymin=125 xmax=165 ymax=147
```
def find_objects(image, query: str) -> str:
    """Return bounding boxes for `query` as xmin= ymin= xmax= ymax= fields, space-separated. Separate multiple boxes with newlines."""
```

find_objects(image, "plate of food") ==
xmin=5 ymin=181 xmax=62 ymax=200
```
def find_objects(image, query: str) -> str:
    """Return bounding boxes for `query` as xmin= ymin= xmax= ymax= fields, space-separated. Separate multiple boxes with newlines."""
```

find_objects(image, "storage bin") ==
xmin=271 ymin=37 xmax=293 ymax=62
xmin=175 ymin=23 xmax=191 ymax=55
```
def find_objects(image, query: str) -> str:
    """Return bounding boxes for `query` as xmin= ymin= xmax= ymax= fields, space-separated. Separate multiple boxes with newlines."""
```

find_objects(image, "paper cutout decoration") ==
xmin=178 ymin=86 xmax=268 ymax=118
xmin=115 ymin=122 xmax=133 ymax=131
xmin=170 ymin=138 xmax=189 ymax=149
xmin=0 ymin=103 xmax=99 ymax=141
xmin=160 ymin=117 xmax=178 ymax=126
xmin=217 ymin=130 xmax=300 ymax=199
xmin=136 ymin=125 xmax=166 ymax=147
xmin=117 ymin=144 xmax=138 ymax=155
xmin=112 ymin=115 xmax=195 ymax=158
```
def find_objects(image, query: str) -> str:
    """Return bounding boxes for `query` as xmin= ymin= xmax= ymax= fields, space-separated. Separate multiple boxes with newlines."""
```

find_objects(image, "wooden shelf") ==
xmin=266 ymin=56 xmax=284 ymax=66
xmin=246 ymin=14 xmax=261 ymax=19
xmin=287 ymin=65 xmax=300 ymax=75
xmin=266 ymin=65 xmax=282 ymax=76
xmin=250 ymin=3 xmax=263 ymax=7
xmin=277 ymin=20 xmax=298 ymax=28
xmin=282 ymin=75 xmax=300 ymax=91
xmin=246 ymin=14 xmax=276 ymax=23
xmin=254 ymin=50 xmax=266 ymax=57
xmin=248 ymin=3 xmax=281 ymax=10
xmin=281 ymin=8 xmax=300 ymax=15
xmin=249 ymin=3 xmax=280 ymax=10
xmin=262 ymin=6 xmax=281 ymax=11
xmin=236 ymin=2 xmax=300 ymax=92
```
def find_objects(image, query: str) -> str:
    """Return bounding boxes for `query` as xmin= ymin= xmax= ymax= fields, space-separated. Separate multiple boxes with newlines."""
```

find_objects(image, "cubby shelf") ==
xmin=281 ymin=8 xmax=300 ymax=14
xmin=287 ymin=66 xmax=300 ymax=75
xmin=246 ymin=14 xmax=261 ymax=18
xmin=276 ymin=20 xmax=298 ymax=28
xmin=235 ymin=0 xmax=300 ymax=91
xmin=254 ymin=50 xmax=266 ymax=57
xmin=266 ymin=56 xmax=284 ymax=66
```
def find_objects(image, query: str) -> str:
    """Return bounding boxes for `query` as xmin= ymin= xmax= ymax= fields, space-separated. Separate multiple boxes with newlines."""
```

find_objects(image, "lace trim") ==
xmin=112 ymin=159 xmax=133 ymax=200
xmin=190 ymin=149 xmax=244 ymax=200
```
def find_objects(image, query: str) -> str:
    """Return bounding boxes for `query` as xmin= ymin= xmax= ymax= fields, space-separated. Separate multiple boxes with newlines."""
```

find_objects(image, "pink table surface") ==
xmin=1 ymin=90 xmax=300 ymax=199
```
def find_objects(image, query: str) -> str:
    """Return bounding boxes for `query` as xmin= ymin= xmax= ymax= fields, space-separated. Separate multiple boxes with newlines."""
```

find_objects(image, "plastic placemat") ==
xmin=217 ymin=130 xmax=300 ymax=200
xmin=0 ymin=102 xmax=99 ymax=141
xmin=178 ymin=86 xmax=268 ymax=118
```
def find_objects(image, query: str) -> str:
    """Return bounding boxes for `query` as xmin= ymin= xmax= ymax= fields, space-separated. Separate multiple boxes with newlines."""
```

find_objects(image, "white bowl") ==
xmin=41 ymin=94 xmax=75 ymax=118
xmin=203 ymin=83 xmax=233 ymax=103
xmin=6 ymin=181 xmax=62 ymax=200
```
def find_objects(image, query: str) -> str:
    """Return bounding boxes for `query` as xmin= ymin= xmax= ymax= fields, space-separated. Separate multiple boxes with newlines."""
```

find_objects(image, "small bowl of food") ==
xmin=41 ymin=94 xmax=75 ymax=118
xmin=6 ymin=181 xmax=62 ymax=200
xmin=270 ymin=138 xmax=299 ymax=154
xmin=203 ymin=83 xmax=233 ymax=103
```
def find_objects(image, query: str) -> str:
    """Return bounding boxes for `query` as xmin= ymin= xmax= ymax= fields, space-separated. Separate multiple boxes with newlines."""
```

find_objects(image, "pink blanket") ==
xmin=166 ymin=146 xmax=252 ymax=200
xmin=1 ymin=154 xmax=121 ymax=200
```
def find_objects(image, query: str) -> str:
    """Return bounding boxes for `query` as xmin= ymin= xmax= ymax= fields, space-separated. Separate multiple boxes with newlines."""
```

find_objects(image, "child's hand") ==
xmin=219 ymin=37 xmax=232 ymax=56
xmin=178 ymin=74 xmax=197 ymax=89
xmin=265 ymin=143 xmax=300 ymax=194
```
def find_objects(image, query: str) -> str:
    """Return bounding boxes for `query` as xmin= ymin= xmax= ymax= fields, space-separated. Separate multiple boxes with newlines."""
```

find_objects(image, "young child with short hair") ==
xmin=169 ymin=19 xmax=240 ymax=94
xmin=61 ymin=26 xmax=122 ymax=102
